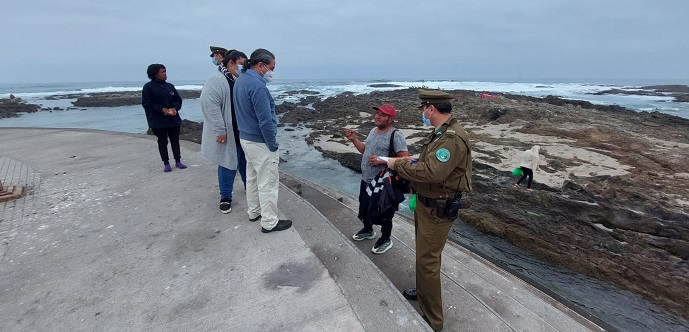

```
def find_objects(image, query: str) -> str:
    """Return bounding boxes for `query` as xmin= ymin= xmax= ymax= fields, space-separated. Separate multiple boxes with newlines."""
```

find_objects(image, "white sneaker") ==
xmin=371 ymin=239 xmax=393 ymax=254
xmin=352 ymin=229 xmax=376 ymax=241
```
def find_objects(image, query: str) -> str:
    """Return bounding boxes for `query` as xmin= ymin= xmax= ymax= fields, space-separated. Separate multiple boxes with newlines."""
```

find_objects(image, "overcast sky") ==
xmin=2 ymin=0 xmax=688 ymax=83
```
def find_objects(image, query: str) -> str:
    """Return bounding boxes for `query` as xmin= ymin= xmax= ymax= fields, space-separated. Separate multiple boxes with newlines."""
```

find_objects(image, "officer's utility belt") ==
xmin=417 ymin=193 xmax=463 ymax=220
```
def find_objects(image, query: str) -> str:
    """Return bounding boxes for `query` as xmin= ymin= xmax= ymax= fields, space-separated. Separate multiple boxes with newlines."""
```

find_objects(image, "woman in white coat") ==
xmin=514 ymin=145 xmax=540 ymax=192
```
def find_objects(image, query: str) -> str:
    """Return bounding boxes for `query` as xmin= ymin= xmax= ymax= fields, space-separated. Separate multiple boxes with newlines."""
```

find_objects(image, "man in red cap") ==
xmin=345 ymin=104 xmax=409 ymax=254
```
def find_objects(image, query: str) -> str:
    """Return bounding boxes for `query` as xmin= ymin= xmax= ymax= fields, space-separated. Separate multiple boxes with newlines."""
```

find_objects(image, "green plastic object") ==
xmin=408 ymin=194 xmax=417 ymax=212
xmin=512 ymin=167 xmax=524 ymax=177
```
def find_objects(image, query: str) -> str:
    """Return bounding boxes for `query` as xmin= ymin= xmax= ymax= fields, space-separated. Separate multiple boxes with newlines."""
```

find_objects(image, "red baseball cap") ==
xmin=372 ymin=103 xmax=397 ymax=119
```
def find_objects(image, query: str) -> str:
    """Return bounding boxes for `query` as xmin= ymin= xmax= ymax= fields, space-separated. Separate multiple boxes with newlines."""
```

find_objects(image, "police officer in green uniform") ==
xmin=386 ymin=89 xmax=472 ymax=331
xmin=210 ymin=46 xmax=228 ymax=66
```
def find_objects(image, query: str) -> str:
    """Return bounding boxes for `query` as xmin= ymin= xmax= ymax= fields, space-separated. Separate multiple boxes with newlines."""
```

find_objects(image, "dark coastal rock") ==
xmin=179 ymin=119 xmax=203 ymax=144
xmin=592 ymin=84 xmax=689 ymax=103
xmin=147 ymin=119 xmax=203 ymax=144
xmin=0 ymin=99 xmax=41 ymax=119
xmin=675 ymin=95 xmax=689 ymax=102
xmin=641 ymin=85 xmax=689 ymax=93
xmin=368 ymin=83 xmax=404 ymax=88
xmin=279 ymin=89 xmax=320 ymax=96
xmin=299 ymin=95 xmax=321 ymax=105
xmin=269 ymin=87 xmax=689 ymax=318
xmin=319 ymin=150 xmax=362 ymax=172
xmin=71 ymin=90 xmax=201 ymax=107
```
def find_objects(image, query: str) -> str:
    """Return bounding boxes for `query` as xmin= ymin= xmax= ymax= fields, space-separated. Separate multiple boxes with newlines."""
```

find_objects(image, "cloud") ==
xmin=1 ymin=0 xmax=687 ymax=83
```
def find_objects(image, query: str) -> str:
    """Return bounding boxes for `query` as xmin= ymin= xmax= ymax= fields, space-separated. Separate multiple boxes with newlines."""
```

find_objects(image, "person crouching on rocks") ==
xmin=514 ymin=145 xmax=540 ymax=191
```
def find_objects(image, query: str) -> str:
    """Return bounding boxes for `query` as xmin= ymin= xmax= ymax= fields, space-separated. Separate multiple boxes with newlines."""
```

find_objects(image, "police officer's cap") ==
xmin=418 ymin=89 xmax=454 ymax=108
xmin=210 ymin=46 xmax=228 ymax=57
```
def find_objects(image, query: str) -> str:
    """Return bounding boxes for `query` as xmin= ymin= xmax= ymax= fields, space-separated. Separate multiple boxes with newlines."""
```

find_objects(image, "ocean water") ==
xmin=3 ymin=78 xmax=689 ymax=118
xmin=1 ymin=79 xmax=689 ymax=331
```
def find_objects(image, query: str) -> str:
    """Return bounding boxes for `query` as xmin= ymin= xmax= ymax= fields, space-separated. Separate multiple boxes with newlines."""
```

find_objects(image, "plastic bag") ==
xmin=512 ymin=167 xmax=524 ymax=177
xmin=408 ymin=194 xmax=417 ymax=213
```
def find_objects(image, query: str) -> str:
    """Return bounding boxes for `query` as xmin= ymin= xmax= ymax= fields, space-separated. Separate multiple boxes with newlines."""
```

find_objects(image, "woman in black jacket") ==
xmin=142 ymin=64 xmax=186 ymax=172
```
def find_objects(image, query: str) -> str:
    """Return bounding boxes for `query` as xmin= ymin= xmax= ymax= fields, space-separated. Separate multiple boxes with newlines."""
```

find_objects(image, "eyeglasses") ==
xmin=418 ymin=101 xmax=431 ymax=108
xmin=262 ymin=63 xmax=274 ymax=71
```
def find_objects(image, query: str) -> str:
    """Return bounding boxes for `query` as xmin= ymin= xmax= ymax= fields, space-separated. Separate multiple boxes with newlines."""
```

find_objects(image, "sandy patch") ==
xmin=398 ymin=128 xmax=426 ymax=147
xmin=313 ymin=135 xmax=352 ymax=154
xmin=466 ymin=123 xmax=575 ymax=144
xmin=316 ymin=121 xmax=636 ymax=189
xmin=674 ymin=173 xmax=689 ymax=180
xmin=315 ymin=127 xmax=428 ymax=154
xmin=469 ymin=123 xmax=632 ymax=188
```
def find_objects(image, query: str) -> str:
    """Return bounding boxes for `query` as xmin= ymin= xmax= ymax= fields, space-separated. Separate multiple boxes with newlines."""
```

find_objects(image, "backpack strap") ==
xmin=388 ymin=129 xmax=398 ymax=157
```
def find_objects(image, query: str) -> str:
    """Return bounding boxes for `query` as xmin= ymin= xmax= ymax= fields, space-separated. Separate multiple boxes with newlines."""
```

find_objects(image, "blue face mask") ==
xmin=211 ymin=57 xmax=217 ymax=65
xmin=422 ymin=109 xmax=432 ymax=126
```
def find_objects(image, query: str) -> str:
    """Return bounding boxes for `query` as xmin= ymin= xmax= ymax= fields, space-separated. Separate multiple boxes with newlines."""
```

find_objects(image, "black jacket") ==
xmin=142 ymin=80 xmax=183 ymax=128
xmin=358 ymin=167 xmax=407 ymax=222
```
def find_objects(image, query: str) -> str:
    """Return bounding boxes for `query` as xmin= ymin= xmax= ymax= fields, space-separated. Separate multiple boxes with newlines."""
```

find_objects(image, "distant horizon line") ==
xmin=1 ymin=77 xmax=688 ymax=86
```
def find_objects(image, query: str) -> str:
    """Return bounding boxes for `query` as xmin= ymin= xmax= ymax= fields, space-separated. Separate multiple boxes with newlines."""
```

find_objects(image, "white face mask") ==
xmin=263 ymin=70 xmax=275 ymax=83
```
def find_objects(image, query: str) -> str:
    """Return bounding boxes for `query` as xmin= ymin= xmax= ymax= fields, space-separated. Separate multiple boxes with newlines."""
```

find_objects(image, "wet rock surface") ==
xmin=146 ymin=119 xmax=202 ymax=144
xmin=66 ymin=90 xmax=201 ymax=107
xmin=592 ymin=84 xmax=689 ymax=103
xmin=275 ymin=87 xmax=689 ymax=318
xmin=179 ymin=119 xmax=203 ymax=144
xmin=0 ymin=98 xmax=41 ymax=118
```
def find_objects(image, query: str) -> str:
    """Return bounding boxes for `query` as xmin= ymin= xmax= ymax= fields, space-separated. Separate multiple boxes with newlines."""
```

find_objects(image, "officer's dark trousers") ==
xmin=415 ymin=199 xmax=454 ymax=331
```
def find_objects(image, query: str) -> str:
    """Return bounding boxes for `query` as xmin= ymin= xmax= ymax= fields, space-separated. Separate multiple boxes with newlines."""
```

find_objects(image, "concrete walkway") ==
xmin=0 ymin=128 xmax=604 ymax=331
xmin=0 ymin=128 xmax=427 ymax=332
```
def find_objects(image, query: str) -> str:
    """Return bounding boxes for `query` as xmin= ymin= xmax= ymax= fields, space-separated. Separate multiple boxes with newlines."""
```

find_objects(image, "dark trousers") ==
xmin=151 ymin=126 xmax=181 ymax=164
xmin=357 ymin=180 xmax=394 ymax=242
xmin=237 ymin=143 xmax=247 ymax=187
xmin=517 ymin=166 xmax=534 ymax=188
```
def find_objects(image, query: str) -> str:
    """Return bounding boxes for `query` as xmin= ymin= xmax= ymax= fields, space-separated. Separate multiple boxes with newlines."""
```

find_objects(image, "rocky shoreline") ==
xmin=273 ymin=87 xmax=689 ymax=319
xmin=62 ymin=90 xmax=201 ymax=107
xmin=0 ymin=98 xmax=40 ymax=119
xmin=592 ymin=84 xmax=689 ymax=102
xmin=0 ymin=90 xmax=202 ymax=118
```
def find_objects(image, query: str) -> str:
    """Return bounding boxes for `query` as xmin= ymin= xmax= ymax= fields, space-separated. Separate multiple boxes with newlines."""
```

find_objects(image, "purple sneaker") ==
xmin=175 ymin=161 xmax=187 ymax=169
xmin=164 ymin=164 xmax=172 ymax=172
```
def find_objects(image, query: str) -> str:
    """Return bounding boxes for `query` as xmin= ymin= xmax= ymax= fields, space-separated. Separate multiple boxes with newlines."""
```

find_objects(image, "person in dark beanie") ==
xmin=142 ymin=63 xmax=186 ymax=172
